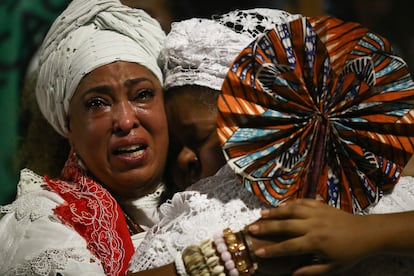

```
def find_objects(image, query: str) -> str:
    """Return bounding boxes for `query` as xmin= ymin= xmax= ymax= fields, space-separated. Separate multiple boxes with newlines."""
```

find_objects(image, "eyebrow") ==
xmin=83 ymin=85 xmax=111 ymax=95
xmin=83 ymin=77 xmax=154 ymax=95
xmin=124 ymin=77 xmax=153 ymax=87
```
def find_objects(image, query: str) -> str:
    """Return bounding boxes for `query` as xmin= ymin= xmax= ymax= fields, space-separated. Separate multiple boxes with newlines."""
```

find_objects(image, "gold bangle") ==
xmin=234 ymin=231 xmax=252 ymax=275
xmin=241 ymin=228 xmax=258 ymax=272
xmin=222 ymin=228 xmax=258 ymax=275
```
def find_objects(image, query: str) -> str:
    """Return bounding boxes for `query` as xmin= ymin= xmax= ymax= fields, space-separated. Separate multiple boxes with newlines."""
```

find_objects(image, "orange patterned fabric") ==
xmin=218 ymin=16 xmax=414 ymax=213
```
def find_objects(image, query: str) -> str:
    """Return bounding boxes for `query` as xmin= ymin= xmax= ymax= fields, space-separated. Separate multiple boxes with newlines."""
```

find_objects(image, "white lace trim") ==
xmin=4 ymin=248 xmax=92 ymax=276
xmin=16 ymin=168 xmax=47 ymax=196
xmin=212 ymin=8 xmax=299 ymax=39
xmin=0 ymin=169 xmax=59 ymax=220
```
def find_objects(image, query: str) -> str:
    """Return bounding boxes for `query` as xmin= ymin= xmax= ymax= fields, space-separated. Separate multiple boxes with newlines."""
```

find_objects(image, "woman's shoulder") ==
xmin=0 ymin=168 xmax=62 ymax=224
xmin=0 ymin=169 xmax=104 ymax=275
xmin=16 ymin=168 xmax=50 ymax=197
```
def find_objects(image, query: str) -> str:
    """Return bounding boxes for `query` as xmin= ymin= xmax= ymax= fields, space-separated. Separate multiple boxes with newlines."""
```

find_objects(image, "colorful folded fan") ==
xmin=217 ymin=16 xmax=414 ymax=213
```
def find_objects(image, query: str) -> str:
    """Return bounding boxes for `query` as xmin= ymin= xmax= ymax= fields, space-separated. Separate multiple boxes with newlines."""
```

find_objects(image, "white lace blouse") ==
xmin=129 ymin=165 xmax=268 ymax=272
xmin=0 ymin=168 xmax=163 ymax=275
xmin=129 ymin=165 xmax=414 ymax=274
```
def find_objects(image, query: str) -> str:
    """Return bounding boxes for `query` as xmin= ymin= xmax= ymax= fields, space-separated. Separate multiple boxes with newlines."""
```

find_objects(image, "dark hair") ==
xmin=165 ymin=85 xmax=220 ymax=112
xmin=17 ymin=72 xmax=70 ymax=178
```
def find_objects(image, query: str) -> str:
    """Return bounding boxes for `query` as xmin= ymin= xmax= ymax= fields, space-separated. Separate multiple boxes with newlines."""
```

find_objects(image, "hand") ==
xmin=246 ymin=199 xmax=382 ymax=275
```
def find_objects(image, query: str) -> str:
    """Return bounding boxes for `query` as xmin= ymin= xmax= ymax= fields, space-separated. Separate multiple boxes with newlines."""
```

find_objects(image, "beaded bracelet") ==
xmin=222 ymin=228 xmax=257 ymax=275
xmin=213 ymin=231 xmax=239 ymax=276
xmin=175 ymin=252 xmax=189 ymax=276
xmin=200 ymin=239 xmax=226 ymax=276
xmin=234 ymin=231 xmax=255 ymax=275
xmin=230 ymin=230 xmax=251 ymax=275
xmin=182 ymin=245 xmax=210 ymax=276
xmin=182 ymin=228 xmax=258 ymax=276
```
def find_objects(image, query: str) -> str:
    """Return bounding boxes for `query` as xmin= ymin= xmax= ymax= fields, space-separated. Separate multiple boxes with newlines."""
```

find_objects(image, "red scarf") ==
xmin=45 ymin=151 xmax=134 ymax=275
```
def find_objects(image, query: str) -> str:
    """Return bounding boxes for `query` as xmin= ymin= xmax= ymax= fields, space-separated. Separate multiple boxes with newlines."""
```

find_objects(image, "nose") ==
xmin=176 ymin=146 xmax=200 ymax=182
xmin=113 ymin=101 xmax=139 ymax=135
xmin=176 ymin=146 xmax=198 ymax=170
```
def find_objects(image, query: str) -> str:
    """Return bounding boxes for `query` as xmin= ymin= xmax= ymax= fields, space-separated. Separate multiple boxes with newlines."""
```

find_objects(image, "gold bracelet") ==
xmin=223 ymin=228 xmax=257 ymax=275
xmin=241 ymin=228 xmax=258 ymax=272
xmin=223 ymin=228 xmax=238 ymax=253
xmin=234 ymin=231 xmax=252 ymax=275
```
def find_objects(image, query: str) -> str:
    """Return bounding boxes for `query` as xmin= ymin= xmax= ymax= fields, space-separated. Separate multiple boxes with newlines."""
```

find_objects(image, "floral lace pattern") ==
xmin=4 ymin=248 xmax=90 ymax=276
xmin=0 ymin=168 xmax=104 ymax=275
xmin=163 ymin=8 xmax=300 ymax=91
xmin=46 ymin=151 xmax=133 ymax=276
xmin=129 ymin=166 xmax=414 ymax=273
xmin=129 ymin=165 xmax=266 ymax=272
xmin=0 ymin=169 xmax=51 ymax=221
xmin=212 ymin=8 xmax=298 ymax=39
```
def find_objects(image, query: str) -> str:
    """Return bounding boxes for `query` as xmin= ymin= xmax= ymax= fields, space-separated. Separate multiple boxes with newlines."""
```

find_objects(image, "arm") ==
xmin=127 ymin=264 xmax=177 ymax=276
xmin=246 ymin=199 xmax=414 ymax=275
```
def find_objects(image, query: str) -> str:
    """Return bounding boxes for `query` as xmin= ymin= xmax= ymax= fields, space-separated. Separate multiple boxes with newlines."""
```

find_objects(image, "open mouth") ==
xmin=114 ymin=144 xmax=147 ymax=157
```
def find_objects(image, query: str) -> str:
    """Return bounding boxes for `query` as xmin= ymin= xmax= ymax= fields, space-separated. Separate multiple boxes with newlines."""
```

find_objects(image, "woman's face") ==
xmin=67 ymin=61 xmax=168 ymax=200
xmin=165 ymin=86 xmax=226 ymax=190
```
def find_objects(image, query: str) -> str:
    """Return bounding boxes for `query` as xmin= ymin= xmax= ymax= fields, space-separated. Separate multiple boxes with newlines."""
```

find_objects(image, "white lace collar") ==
xmin=121 ymin=182 xmax=166 ymax=229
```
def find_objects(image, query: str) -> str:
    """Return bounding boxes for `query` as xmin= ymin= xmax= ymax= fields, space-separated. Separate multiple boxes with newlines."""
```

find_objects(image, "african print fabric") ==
xmin=218 ymin=16 xmax=414 ymax=213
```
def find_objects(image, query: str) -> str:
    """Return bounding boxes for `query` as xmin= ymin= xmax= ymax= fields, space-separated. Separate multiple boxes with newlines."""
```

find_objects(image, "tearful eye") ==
xmin=135 ymin=89 xmax=155 ymax=102
xmin=85 ymin=97 xmax=109 ymax=110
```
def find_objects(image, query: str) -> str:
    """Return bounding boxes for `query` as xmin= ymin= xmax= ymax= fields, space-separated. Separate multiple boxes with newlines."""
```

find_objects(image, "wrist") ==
xmin=366 ymin=212 xmax=414 ymax=255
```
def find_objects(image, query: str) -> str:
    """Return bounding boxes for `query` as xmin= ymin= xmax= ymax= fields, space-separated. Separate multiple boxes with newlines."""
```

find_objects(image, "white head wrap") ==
xmin=162 ymin=8 xmax=300 ymax=91
xmin=36 ymin=0 xmax=166 ymax=137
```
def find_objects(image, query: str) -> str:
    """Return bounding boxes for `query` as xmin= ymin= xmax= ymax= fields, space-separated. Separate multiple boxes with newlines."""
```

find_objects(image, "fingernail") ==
xmin=248 ymin=224 xmax=259 ymax=233
xmin=261 ymin=209 xmax=270 ymax=218
xmin=255 ymin=248 xmax=265 ymax=257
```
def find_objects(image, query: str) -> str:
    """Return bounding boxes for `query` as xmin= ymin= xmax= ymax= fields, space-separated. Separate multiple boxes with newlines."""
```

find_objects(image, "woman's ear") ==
xmin=65 ymin=118 xmax=75 ymax=148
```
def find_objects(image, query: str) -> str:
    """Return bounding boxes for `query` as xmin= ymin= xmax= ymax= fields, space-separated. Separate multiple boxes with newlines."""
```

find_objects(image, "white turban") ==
xmin=36 ymin=0 xmax=166 ymax=137
xmin=162 ymin=8 xmax=300 ymax=91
